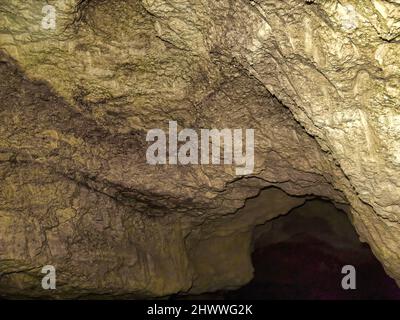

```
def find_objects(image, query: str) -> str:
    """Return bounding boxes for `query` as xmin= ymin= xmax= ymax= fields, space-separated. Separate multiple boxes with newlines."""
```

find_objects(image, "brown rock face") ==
xmin=0 ymin=0 xmax=399 ymax=298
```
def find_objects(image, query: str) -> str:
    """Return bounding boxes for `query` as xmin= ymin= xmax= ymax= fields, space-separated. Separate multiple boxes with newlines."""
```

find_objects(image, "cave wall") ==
xmin=0 ymin=0 xmax=399 ymax=297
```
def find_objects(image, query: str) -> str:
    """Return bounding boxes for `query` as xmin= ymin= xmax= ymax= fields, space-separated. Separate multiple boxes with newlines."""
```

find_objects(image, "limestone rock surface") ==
xmin=0 ymin=0 xmax=399 ymax=297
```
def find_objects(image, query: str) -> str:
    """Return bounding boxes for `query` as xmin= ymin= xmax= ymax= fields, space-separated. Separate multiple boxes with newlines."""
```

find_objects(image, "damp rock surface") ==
xmin=0 ymin=0 xmax=399 ymax=298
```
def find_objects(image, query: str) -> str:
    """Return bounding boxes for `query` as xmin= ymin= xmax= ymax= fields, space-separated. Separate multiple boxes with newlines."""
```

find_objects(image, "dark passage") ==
xmin=225 ymin=199 xmax=400 ymax=300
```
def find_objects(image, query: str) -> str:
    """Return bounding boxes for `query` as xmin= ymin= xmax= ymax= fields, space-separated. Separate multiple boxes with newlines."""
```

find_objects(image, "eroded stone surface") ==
xmin=0 ymin=0 xmax=399 ymax=297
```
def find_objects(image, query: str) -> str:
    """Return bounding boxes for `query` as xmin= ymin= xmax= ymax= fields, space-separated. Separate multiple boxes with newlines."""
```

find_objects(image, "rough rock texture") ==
xmin=0 ymin=0 xmax=399 ymax=297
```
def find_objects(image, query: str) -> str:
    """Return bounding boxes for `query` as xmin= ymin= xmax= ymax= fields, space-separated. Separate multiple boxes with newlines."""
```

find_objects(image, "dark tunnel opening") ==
xmin=174 ymin=198 xmax=400 ymax=300
xmin=224 ymin=199 xmax=400 ymax=300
